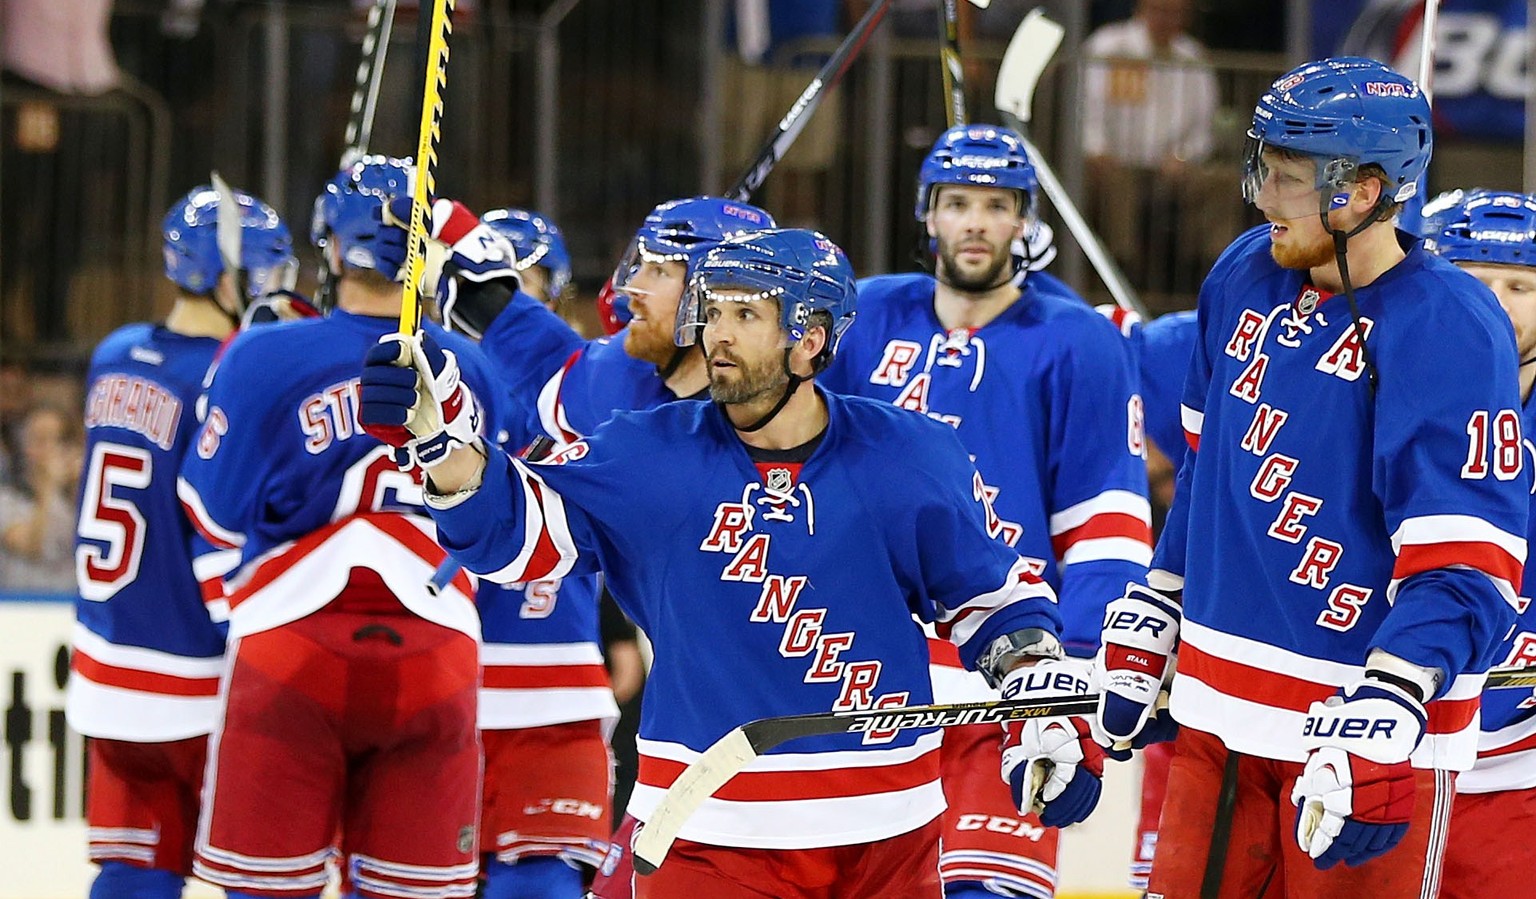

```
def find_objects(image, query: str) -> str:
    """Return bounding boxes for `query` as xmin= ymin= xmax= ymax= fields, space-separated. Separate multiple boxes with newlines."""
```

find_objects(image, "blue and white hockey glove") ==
xmin=1290 ymin=678 xmax=1427 ymax=869
xmin=359 ymin=330 xmax=481 ymax=470
xmin=1092 ymin=583 xmax=1180 ymax=755
xmin=999 ymin=659 xmax=1105 ymax=828
xmin=381 ymin=197 xmax=522 ymax=340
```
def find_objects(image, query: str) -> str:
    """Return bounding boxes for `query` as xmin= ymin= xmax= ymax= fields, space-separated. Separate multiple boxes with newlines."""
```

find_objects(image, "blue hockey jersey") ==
xmin=177 ymin=311 xmax=507 ymax=638
xmin=1158 ymin=225 xmax=1528 ymax=770
xmin=480 ymin=289 xmax=674 ymax=443
xmin=429 ymin=391 xmax=1062 ymax=849
xmin=1132 ymin=311 xmax=1198 ymax=460
xmin=823 ymin=272 xmax=1151 ymax=654
xmin=1463 ymin=393 xmax=1536 ymax=793
xmin=67 ymin=324 xmax=226 ymax=741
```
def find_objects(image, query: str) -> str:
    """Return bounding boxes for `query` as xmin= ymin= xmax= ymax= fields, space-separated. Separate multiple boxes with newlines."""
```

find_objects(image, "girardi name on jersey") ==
xmin=698 ymin=469 xmax=910 ymax=743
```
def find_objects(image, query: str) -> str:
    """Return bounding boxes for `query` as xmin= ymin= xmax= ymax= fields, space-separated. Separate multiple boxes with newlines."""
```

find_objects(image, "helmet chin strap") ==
xmin=657 ymin=346 xmax=690 ymax=381
xmin=730 ymin=349 xmax=806 ymax=434
xmin=1321 ymin=190 xmax=1388 ymax=396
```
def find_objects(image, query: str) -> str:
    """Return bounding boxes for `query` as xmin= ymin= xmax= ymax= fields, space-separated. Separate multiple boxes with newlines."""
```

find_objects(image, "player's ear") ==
xmin=794 ymin=324 xmax=829 ymax=373
xmin=925 ymin=210 xmax=939 ymax=240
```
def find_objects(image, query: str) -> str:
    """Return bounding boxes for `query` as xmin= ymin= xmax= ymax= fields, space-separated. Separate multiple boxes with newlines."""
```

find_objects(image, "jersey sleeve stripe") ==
xmin=1048 ymin=490 xmax=1152 ymax=535
xmin=536 ymin=350 xmax=583 ymax=444
xmin=177 ymin=477 xmax=245 ymax=550
xmin=931 ymin=559 xmax=1053 ymax=649
xmin=1181 ymin=405 xmax=1204 ymax=448
xmin=1390 ymin=514 xmax=1528 ymax=563
xmin=479 ymin=462 xmax=580 ymax=584
xmin=1059 ymin=536 xmax=1155 ymax=567
xmin=1389 ymin=545 xmax=1524 ymax=609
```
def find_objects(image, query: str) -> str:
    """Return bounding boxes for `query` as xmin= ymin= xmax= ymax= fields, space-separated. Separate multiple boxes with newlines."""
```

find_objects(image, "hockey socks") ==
xmin=89 ymin=862 xmax=184 ymax=899
xmin=483 ymin=856 xmax=583 ymax=899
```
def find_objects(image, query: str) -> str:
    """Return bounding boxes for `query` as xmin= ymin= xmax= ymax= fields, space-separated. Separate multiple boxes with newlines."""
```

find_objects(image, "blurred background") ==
xmin=1 ymin=0 xmax=1532 ymax=894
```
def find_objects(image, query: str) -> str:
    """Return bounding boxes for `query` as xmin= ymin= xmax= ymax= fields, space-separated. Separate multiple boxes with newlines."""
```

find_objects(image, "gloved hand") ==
xmin=382 ymin=197 xmax=522 ymax=339
xmin=1093 ymin=583 xmax=1181 ymax=755
xmin=1290 ymin=678 xmax=1427 ymax=869
xmin=359 ymin=330 xmax=481 ymax=470
xmin=999 ymin=659 xmax=1104 ymax=828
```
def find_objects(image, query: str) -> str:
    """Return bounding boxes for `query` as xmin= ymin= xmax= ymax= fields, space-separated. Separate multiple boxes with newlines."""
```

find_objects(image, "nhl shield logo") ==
xmin=765 ymin=467 xmax=793 ymax=493
xmin=1297 ymin=287 xmax=1320 ymax=315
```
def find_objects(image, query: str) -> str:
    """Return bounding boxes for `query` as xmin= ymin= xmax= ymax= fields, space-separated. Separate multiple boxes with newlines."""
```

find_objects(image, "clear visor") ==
xmin=674 ymin=268 xmax=787 ymax=348
xmin=1241 ymin=135 xmax=1360 ymax=221
xmin=244 ymin=257 xmax=300 ymax=303
xmin=612 ymin=236 xmax=687 ymax=294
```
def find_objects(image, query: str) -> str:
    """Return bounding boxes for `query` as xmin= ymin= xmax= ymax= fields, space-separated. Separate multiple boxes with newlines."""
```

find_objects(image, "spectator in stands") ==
xmin=1081 ymin=0 xmax=1222 ymax=302
xmin=0 ymin=404 xmax=82 ymax=592
xmin=0 ymin=361 xmax=34 ymax=485
xmin=1082 ymin=0 xmax=1216 ymax=173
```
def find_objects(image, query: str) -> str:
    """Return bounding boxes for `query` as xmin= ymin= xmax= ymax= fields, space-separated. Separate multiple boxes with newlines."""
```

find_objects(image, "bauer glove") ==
xmin=1290 ymin=677 xmax=1427 ymax=869
xmin=359 ymin=330 xmax=481 ymax=470
xmin=999 ymin=658 xmax=1104 ymax=828
xmin=1091 ymin=583 xmax=1180 ymax=756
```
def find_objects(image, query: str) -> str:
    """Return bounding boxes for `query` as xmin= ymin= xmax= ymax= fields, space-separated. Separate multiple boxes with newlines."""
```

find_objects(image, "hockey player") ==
xmin=1420 ymin=189 xmax=1536 ymax=899
xmin=821 ymin=124 xmax=1152 ymax=899
xmin=359 ymin=227 xmax=1091 ymax=898
xmin=408 ymin=195 xmax=775 ymax=443
xmin=177 ymin=156 xmax=510 ymax=899
xmin=67 ymin=184 xmax=294 ymax=899
xmin=480 ymin=207 xmax=572 ymax=311
xmin=1083 ymin=59 xmax=1528 ymax=897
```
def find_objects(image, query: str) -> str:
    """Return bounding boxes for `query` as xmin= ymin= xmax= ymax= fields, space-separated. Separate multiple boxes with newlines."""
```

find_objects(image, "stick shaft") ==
xmin=940 ymin=0 xmax=965 ymax=127
xmin=342 ymin=0 xmax=398 ymax=166
xmin=726 ymin=0 xmax=893 ymax=201
xmin=399 ymin=0 xmax=455 ymax=335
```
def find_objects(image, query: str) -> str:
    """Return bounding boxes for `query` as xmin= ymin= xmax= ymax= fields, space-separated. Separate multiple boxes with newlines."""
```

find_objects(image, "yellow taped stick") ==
xmin=399 ymin=0 xmax=456 ymax=335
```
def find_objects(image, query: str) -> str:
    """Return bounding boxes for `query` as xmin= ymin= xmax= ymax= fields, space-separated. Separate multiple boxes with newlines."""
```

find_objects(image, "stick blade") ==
xmin=966 ymin=0 xmax=991 ymax=7
xmin=994 ymin=8 xmax=1065 ymax=125
xmin=632 ymin=728 xmax=758 ymax=875
xmin=209 ymin=170 xmax=241 ymax=273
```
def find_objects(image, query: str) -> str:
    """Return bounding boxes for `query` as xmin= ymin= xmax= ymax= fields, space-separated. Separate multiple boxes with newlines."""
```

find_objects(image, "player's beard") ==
xmin=1268 ymin=221 xmax=1337 ymax=271
xmin=624 ymin=316 xmax=678 ymax=366
xmin=936 ymin=234 xmax=1014 ymax=292
xmin=708 ymin=348 xmax=789 ymax=405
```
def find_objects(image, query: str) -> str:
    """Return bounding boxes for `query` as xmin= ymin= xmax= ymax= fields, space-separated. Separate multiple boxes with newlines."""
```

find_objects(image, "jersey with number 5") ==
xmin=68 ymin=323 xmax=226 ymax=741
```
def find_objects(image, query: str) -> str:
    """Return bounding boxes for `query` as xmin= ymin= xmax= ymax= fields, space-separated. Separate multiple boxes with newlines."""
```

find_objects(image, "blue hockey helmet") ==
xmin=915 ymin=124 xmax=1038 ymax=221
xmin=676 ymin=228 xmax=857 ymax=372
xmin=163 ymin=185 xmax=297 ymax=314
xmin=481 ymin=207 xmax=572 ymax=301
xmin=1243 ymin=57 xmax=1432 ymax=214
xmin=606 ymin=196 xmax=776 ymax=328
xmin=311 ymin=155 xmax=414 ymax=277
xmin=1423 ymin=189 xmax=1536 ymax=267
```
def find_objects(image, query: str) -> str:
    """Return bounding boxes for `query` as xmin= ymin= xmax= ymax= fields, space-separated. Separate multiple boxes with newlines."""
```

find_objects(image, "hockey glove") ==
xmin=359 ymin=330 xmax=481 ymax=470
xmin=999 ymin=658 xmax=1105 ymax=828
xmin=1290 ymin=678 xmax=1426 ymax=869
xmin=382 ymin=197 xmax=522 ymax=339
xmin=1092 ymin=583 xmax=1180 ymax=753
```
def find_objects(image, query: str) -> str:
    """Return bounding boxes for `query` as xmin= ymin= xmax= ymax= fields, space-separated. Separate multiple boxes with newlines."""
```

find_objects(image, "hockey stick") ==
xmin=342 ymin=0 xmax=398 ymax=169
xmin=1486 ymin=665 xmax=1536 ymax=690
xmin=315 ymin=0 xmax=398 ymax=312
xmin=994 ymin=9 xmax=1148 ymax=319
xmin=398 ymin=0 xmax=455 ymax=335
xmin=726 ymin=0 xmax=894 ymax=201
xmin=940 ymin=0 xmax=966 ymax=127
xmin=631 ymin=692 xmax=1098 ymax=875
xmin=210 ymin=171 xmax=245 ymax=303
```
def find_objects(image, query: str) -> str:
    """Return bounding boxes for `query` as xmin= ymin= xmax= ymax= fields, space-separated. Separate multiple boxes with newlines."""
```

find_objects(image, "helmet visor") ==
xmin=675 ymin=266 xmax=787 ymax=348
xmin=1242 ymin=135 xmax=1361 ymax=221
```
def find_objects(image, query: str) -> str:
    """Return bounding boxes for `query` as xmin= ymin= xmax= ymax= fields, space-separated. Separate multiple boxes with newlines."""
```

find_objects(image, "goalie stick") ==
xmin=631 ymin=691 xmax=1098 ymax=875
xmin=994 ymin=9 xmax=1148 ymax=319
